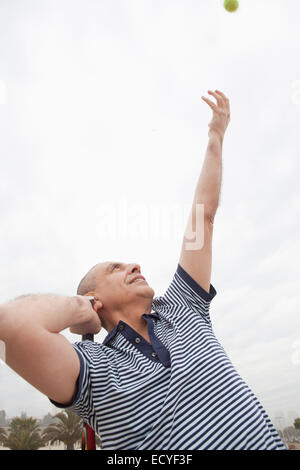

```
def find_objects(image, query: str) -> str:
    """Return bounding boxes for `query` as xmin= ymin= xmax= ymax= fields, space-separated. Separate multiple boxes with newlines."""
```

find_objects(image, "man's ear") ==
xmin=93 ymin=298 xmax=103 ymax=312
xmin=85 ymin=295 xmax=106 ymax=329
xmin=84 ymin=292 xmax=102 ymax=310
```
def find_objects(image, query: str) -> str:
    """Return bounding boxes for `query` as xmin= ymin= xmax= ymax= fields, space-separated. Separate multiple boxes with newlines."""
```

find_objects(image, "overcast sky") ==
xmin=0 ymin=0 xmax=299 ymax=430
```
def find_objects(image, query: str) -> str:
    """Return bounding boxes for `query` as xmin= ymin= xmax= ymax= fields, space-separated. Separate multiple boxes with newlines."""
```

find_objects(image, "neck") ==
xmin=102 ymin=298 xmax=153 ymax=336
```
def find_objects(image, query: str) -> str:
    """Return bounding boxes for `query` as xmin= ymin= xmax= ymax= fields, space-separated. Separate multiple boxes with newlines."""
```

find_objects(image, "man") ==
xmin=0 ymin=90 xmax=285 ymax=450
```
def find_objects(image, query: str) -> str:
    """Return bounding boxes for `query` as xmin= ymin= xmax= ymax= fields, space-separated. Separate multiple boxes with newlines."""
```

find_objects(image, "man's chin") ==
xmin=127 ymin=281 xmax=154 ymax=296
xmin=140 ymin=284 xmax=155 ymax=297
xmin=148 ymin=286 xmax=155 ymax=297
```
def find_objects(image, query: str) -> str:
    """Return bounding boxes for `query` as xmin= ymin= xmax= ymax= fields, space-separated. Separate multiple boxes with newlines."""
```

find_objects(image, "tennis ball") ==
xmin=224 ymin=0 xmax=239 ymax=12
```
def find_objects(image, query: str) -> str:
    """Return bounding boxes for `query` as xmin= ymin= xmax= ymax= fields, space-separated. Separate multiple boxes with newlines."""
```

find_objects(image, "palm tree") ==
xmin=42 ymin=409 xmax=84 ymax=450
xmin=42 ymin=410 xmax=102 ymax=449
xmin=2 ymin=416 xmax=46 ymax=450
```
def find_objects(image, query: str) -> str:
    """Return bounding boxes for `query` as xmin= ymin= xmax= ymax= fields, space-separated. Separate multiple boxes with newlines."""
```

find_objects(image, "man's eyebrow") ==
xmin=106 ymin=262 xmax=123 ymax=273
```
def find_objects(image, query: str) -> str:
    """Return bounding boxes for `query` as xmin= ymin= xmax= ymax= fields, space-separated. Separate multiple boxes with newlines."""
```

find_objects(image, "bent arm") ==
xmin=0 ymin=294 xmax=100 ymax=405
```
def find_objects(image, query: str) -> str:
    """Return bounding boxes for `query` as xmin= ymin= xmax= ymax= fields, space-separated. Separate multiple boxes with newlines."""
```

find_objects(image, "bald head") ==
xmin=77 ymin=263 xmax=101 ymax=296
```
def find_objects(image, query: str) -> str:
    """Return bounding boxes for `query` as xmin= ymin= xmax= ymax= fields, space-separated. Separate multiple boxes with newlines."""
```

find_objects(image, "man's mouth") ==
xmin=129 ymin=275 xmax=146 ymax=284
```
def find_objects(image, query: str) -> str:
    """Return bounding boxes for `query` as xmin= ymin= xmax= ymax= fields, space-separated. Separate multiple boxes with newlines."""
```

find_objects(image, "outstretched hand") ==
xmin=201 ymin=90 xmax=231 ymax=140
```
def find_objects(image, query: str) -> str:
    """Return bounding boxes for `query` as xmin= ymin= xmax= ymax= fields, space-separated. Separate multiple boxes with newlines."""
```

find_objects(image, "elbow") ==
xmin=204 ymin=205 xmax=218 ymax=225
xmin=195 ymin=196 xmax=218 ymax=223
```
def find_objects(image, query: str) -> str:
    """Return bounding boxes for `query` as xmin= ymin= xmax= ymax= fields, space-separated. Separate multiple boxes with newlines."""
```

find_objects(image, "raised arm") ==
xmin=0 ymin=293 xmax=101 ymax=405
xmin=179 ymin=90 xmax=230 ymax=293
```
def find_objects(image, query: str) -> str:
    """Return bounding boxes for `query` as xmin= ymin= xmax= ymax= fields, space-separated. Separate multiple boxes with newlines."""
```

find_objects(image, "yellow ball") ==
xmin=224 ymin=0 xmax=239 ymax=12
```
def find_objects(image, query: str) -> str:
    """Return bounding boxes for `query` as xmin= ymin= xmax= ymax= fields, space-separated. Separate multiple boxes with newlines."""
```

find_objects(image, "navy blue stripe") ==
xmin=177 ymin=263 xmax=217 ymax=301
xmin=47 ymin=267 xmax=285 ymax=450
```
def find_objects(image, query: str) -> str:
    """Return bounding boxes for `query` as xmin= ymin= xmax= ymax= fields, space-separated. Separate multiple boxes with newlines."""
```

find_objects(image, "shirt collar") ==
xmin=102 ymin=311 xmax=160 ymax=346
xmin=103 ymin=324 xmax=119 ymax=345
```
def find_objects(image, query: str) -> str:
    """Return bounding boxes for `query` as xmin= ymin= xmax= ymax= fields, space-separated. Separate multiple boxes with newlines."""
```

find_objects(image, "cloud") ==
xmin=0 ymin=0 xmax=299 ymax=424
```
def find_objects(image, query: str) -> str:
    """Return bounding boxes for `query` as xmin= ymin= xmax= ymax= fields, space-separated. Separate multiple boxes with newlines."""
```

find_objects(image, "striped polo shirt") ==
xmin=49 ymin=264 xmax=286 ymax=450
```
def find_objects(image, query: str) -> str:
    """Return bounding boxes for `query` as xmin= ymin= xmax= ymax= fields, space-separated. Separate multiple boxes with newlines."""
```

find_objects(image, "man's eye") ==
xmin=114 ymin=264 xmax=120 ymax=270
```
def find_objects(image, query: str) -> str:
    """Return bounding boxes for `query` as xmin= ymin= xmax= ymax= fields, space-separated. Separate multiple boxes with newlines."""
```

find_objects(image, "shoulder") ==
xmin=72 ymin=340 xmax=112 ymax=363
xmin=176 ymin=264 xmax=217 ymax=302
xmin=154 ymin=264 xmax=216 ymax=304
xmin=152 ymin=264 xmax=217 ymax=322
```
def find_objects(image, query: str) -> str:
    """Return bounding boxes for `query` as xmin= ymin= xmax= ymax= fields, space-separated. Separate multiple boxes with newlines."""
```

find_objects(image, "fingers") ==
xmin=87 ymin=296 xmax=95 ymax=309
xmin=208 ymin=90 xmax=224 ymax=107
xmin=201 ymin=95 xmax=217 ymax=111
xmin=215 ymin=90 xmax=230 ymax=109
xmin=202 ymin=90 xmax=230 ymax=111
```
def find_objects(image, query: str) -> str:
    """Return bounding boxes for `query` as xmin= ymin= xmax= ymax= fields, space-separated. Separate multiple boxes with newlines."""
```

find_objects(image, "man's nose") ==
xmin=128 ymin=263 xmax=141 ymax=274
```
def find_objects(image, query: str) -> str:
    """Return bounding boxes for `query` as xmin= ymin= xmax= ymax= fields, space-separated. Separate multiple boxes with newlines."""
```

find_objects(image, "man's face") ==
xmin=92 ymin=261 xmax=155 ymax=312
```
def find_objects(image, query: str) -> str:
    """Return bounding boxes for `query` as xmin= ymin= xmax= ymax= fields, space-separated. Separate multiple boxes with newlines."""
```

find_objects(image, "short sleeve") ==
xmin=48 ymin=340 xmax=100 ymax=422
xmin=162 ymin=263 xmax=217 ymax=322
